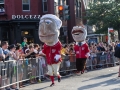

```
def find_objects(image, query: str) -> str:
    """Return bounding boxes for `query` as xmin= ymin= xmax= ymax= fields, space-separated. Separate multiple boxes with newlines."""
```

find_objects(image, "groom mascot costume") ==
xmin=38 ymin=14 xmax=62 ymax=86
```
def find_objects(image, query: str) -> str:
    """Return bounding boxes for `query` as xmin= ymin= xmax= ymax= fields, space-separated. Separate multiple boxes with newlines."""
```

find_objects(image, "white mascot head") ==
xmin=71 ymin=26 xmax=87 ymax=42
xmin=38 ymin=14 xmax=62 ymax=46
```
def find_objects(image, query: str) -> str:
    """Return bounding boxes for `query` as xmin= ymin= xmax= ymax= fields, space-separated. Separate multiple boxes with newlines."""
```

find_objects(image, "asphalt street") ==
xmin=20 ymin=66 xmax=120 ymax=90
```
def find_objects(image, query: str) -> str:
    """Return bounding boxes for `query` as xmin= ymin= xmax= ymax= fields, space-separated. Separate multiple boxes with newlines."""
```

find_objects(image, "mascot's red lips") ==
xmin=40 ymin=34 xmax=55 ymax=37
xmin=72 ymin=30 xmax=83 ymax=34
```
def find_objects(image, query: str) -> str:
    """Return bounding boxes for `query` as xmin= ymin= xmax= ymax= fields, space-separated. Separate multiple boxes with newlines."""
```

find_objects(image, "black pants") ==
xmin=76 ymin=58 xmax=87 ymax=71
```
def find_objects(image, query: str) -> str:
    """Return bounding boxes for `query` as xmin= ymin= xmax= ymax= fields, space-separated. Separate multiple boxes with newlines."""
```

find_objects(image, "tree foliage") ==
xmin=85 ymin=0 xmax=120 ymax=35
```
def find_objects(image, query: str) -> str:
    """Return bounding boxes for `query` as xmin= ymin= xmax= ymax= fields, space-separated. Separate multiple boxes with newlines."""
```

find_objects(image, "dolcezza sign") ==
xmin=12 ymin=15 xmax=41 ymax=19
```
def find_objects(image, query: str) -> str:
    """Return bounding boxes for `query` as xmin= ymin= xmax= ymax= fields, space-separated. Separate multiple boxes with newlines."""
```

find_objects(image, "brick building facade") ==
xmin=0 ymin=0 xmax=85 ymax=44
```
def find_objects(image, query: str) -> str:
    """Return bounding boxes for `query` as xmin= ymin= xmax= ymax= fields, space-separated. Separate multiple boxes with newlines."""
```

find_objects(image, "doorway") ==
xmin=21 ymin=29 xmax=34 ymax=44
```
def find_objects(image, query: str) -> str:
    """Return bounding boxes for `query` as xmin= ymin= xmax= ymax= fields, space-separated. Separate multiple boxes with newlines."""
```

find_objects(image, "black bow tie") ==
xmin=78 ymin=42 xmax=82 ymax=46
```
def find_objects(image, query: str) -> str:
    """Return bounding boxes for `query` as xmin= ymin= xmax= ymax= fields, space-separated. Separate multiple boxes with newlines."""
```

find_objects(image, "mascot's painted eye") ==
xmin=46 ymin=22 xmax=50 ymax=24
xmin=45 ymin=20 xmax=52 ymax=25
xmin=39 ymin=19 xmax=53 ymax=25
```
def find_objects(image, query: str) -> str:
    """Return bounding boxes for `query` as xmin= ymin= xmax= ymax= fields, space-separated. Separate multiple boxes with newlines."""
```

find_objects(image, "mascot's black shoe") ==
xmin=58 ymin=77 xmax=61 ymax=82
xmin=50 ymin=83 xmax=55 ymax=87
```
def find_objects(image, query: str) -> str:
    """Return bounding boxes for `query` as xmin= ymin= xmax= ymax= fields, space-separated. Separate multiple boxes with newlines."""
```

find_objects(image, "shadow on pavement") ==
xmin=34 ymin=86 xmax=50 ymax=90
xmin=111 ymin=88 xmax=120 ymax=90
xmin=78 ymin=78 xmax=120 ymax=90
xmin=82 ymin=72 xmax=117 ymax=82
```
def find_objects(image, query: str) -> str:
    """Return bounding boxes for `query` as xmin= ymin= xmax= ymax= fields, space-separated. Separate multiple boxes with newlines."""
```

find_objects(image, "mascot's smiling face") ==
xmin=38 ymin=14 xmax=62 ymax=44
xmin=39 ymin=18 xmax=59 ymax=43
xmin=72 ymin=26 xmax=87 ymax=42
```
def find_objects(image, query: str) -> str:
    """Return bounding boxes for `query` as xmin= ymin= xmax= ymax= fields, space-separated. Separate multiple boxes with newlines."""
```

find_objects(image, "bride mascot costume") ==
xmin=38 ymin=14 xmax=62 ymax=86
xmin=71 ymin=25 xmax=90 ymax=75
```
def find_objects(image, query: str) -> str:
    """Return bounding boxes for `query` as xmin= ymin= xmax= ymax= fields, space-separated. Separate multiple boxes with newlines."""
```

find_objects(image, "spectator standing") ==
xmin=15 ymin=43 xmax=23 ymax=88
xmin=0 ymin=41 xmax=11 ymax=90
xmin=106 ymin=45 xmax=112 ymax=64
xmin=21 ymin=37 xmax=27 ymax=48
xmin=111 ymin=42 xmax=116 ymax=66
xmin=8 ymin=44 xmax=18 ymax=89
xmin=91 ymin=44 xmax=98 ymax=69
xmin=21 ymin=37 xmax=28 ymax=54
xmin=69 ymin=44 xmax=75 ymax=62
xmin=25 ymin=45 xmax=37 ymax=84
xmin=114 ymin=41 xmax=120 ymax=77
xmin=69 ymin=44 xmax=76 ymax=72
xmin=97 ymin=42 xmax=106 ymax=67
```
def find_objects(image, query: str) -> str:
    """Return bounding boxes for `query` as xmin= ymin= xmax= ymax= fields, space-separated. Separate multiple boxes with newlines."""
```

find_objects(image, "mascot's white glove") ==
xmin=54 ymin=54 xmax=61 ymax=62
xmin=85 ymin=53 xmax=90 ymax=58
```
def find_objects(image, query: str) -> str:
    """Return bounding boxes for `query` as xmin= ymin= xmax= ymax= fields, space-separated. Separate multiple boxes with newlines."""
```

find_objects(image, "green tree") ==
xmin=85 ymin=0 xmax=120 ymax=39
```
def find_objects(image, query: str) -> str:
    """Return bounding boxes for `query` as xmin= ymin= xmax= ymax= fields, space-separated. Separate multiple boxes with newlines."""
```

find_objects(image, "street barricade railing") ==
xmin=0 ymin=53 xmax=119 ymax=89
xmin=86 ymin=52 xmax=119 ymax=70
xmin=0 ymin=57 xmax=47 ymax=90
xmin=60 ymin=54 xmax=76 ymax=76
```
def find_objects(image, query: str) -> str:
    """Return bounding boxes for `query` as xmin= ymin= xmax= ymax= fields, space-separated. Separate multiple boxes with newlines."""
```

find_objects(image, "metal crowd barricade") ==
xmin=0 ymin=57 xmax=48 ymax=90
xmin=0 ymin=53 xmax=119 ymax=89
xmin=86 ymin=58 xmax=93 ymax=70
xmin=59 ymin=54 xmax=76 ymax=76
xmin=59 ymin=52 xmax=119 ymax=74
xmin=87 ymin=52 xmax=120 ymax=70
xmin=0 ymin=60 xmax=18 ymax=90
xmin=98 ymin=52 xmax=119 ymax=67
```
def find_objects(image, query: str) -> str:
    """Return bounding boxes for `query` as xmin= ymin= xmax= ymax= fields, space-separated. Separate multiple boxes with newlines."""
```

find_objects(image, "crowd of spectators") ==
xmin=0 ymin=37 xmax=46 ymax=90
xmin=0 ymin=37 xmax=120 ymax=90
xmin=60 ymin=40 xmax=120 ymax=75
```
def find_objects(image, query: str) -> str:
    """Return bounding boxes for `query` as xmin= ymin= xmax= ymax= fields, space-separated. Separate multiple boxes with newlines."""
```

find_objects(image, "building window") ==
xmin=42 ymin=0 xmax=48 ymax=12
xmin=22 ymin=0 xmax=30 ymax=11
xmin=0 ymin=0 xmax=4 ymax=3
xmin=76 ymin=0 xmax=81 ymax=18
xmin=0 ymin=0 xmax=5 ymax=14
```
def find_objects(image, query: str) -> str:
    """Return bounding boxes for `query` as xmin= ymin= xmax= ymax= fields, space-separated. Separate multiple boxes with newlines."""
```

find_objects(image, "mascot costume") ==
xmin=71 ymin=26 xmax=90 ymax=75
xmin=38 ymin=14 xmax=62 ymax=86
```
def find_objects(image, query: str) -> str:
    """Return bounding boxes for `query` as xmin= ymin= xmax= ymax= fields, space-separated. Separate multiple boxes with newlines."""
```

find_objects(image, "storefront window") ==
xmin=22 ymin=0 xmax=30 ymax=11
xmin=42 ymin=0 xmax=48 ymax=12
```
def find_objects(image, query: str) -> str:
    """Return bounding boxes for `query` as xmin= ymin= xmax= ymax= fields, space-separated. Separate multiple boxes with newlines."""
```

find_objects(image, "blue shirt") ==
xmin=117 ymin=44 xmax=120 ymax=47
xmin=0 ymin=47 xmax=3 ymax=54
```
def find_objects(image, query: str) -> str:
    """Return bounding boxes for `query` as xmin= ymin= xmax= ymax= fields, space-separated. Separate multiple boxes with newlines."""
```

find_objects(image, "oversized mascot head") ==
xmin=71 ymin=26 xmax=87 ymax=42
xmin=38 ymin=14 xmax=62 ymax=46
